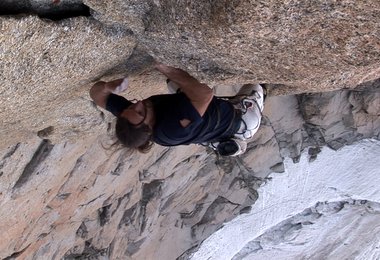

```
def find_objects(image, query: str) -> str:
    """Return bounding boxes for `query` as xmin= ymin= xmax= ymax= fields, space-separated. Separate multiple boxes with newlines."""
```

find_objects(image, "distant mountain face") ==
xmin=0 ymin=1 xmax=379 ymax=259
xmin=1 ymin=83 xmax=378 ymax=259
xmin=193 ymin=139 xmax=380 ymax=260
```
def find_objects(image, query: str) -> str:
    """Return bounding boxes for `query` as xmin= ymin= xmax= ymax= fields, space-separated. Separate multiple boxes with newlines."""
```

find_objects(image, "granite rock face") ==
xmin=193 ymin=139 xmax=380 ymax=260
xmin=0 ymin=83 xmax=379 ymax=259
xmin=1 ymin=1 xmax=380 ymax=259
xmin=232 ymin=200 xmax=380 ymax=260
xmin=1 ymin=15 xmax=135 ymax=148
xmin=85 ymin=0 xmax=380 ymax=93
xmin=2 ymin=0 xmax=380 ymax=147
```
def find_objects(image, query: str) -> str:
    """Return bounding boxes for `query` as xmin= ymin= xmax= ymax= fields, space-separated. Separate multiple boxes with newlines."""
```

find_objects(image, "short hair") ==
xmin=115 ymin=117 xmax=154 ymax=153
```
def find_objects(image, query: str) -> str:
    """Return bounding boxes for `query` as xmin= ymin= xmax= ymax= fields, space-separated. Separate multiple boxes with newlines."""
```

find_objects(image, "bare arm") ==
xmin=89 ymin=79 xmax=124 ymax=109
xmin=155 ymin=63 xmax=213 ymax=117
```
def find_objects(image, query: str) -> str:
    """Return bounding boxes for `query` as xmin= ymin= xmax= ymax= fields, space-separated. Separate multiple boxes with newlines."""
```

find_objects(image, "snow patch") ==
xmin=191 ymin=139 xmax=380 ymax=260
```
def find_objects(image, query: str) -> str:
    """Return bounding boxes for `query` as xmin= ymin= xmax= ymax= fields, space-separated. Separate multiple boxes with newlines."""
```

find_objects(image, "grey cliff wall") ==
xmin=0 ymin=0 xmax=379 ymax=259
xmin=1 ymin=81 xmax=379 ymax=259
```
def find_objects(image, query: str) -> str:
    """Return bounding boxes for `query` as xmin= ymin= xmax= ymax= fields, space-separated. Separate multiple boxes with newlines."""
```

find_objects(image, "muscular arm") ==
xmin=89 ymin=79 xmax=124 ymax=109
xmin=155 ymin=63 xmax=213 ymax=117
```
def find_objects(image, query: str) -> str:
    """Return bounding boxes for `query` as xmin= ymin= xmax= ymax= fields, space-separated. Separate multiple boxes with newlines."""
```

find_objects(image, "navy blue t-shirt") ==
xmin=106 ymin=93 xmax=239 ymax=146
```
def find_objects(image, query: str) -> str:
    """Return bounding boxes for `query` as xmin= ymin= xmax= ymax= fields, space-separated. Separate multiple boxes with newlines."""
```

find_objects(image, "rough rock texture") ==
xmin=0 ymin=82 xmax=379 ymax=259
xmin=85 ymin=0 xmax=380 ymax=93
xmin=1 ymin=15 xmax=135 ymax=148
xmin=1 ymin=1 xmax=380 ymax=259
xmin=2 ymin=0 xmax=380 ymax=148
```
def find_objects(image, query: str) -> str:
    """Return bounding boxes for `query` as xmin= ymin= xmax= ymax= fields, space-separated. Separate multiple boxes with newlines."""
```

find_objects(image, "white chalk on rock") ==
xmin=112 ymin=78 xmax=129 ymax=94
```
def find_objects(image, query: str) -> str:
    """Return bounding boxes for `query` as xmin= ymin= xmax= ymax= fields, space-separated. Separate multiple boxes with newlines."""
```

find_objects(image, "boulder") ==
xmin=86 ymin=0 xmax=380 ymax=93
xmin=0 ymin=15 xmax=135 ymax=148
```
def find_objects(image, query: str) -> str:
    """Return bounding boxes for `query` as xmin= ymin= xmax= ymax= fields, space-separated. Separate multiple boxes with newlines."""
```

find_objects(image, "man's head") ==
xmin=115 ymin=99 xmax=155 ymax=153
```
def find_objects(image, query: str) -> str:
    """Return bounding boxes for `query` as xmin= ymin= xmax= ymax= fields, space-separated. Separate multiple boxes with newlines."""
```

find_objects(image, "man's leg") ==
xmin=208 ymin=84 xmax=265 ymax=156
xmin=234 ymin=84 xmax=265 ymax=140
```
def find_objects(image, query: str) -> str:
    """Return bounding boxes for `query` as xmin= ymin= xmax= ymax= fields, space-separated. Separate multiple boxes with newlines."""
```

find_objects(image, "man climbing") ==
xmin=89 ymin=63 xmax=265 ymax=156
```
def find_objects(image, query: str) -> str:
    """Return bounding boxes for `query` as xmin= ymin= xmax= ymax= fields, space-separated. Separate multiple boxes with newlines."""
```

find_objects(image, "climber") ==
xmin=89 ymin=63 xmax=265 ymax=156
